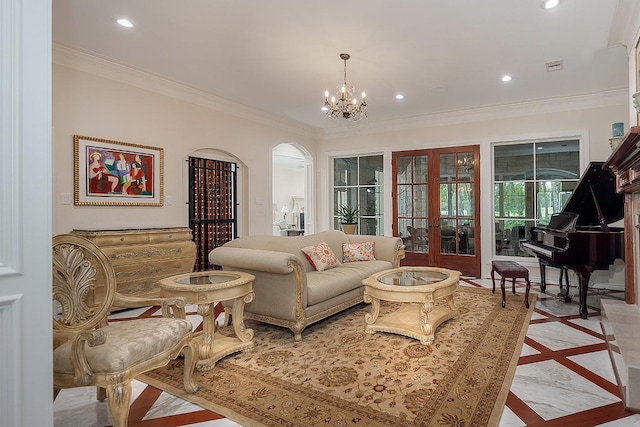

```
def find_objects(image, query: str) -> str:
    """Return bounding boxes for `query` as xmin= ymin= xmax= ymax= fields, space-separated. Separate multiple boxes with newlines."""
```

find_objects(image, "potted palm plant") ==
xmin=335 ymin=204 xmax=359 ymax=234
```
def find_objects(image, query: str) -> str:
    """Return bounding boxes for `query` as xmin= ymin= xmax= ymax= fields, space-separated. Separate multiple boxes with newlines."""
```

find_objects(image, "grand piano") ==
xmin=521 ymin=162 xmax=624 ymax=319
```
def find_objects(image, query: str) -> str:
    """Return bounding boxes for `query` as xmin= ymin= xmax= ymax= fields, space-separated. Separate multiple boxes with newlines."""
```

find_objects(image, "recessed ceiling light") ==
xmin=395 ymin=94 xmax=404 ymax=100
xmin=501 ymin=75 xmax=512 ymax=82
xmin=117 ymin=18 xmax=134 ymax=28
xmin=542 ymin=0 xmax=559 ymax=9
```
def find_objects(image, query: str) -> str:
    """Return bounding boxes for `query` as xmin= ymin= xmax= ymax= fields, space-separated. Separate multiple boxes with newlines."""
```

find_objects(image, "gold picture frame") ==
xmin=74 ymin=135 xmax=164 ymax=206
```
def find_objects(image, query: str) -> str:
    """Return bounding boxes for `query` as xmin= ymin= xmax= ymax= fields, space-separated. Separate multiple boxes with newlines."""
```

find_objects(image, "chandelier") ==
xmin=322 ymin=53 xmax=367 ymax=121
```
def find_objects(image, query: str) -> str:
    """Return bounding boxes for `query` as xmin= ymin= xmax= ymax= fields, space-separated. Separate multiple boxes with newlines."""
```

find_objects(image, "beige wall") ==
xmin=317 ymin=103 xmax=628 ymax=278
xmin=53 ymin=49 xmax=628 ymax=280
xmin=52 ymin=63 xmax=318 ymax=236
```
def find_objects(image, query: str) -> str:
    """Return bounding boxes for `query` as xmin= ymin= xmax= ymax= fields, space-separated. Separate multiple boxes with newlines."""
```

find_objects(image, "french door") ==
xmin=392 ymin=145 xmax=481 ymax=277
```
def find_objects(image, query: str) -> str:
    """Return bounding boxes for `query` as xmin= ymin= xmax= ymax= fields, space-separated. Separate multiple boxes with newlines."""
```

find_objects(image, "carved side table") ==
xmin=159 ymin=271 xmax=255 ymax=371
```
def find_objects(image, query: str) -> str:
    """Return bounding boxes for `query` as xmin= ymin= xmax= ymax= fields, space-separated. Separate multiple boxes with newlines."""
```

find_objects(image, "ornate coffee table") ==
xmin=159 ymin=271 xmax=255 ymax=371
xmin=362 ymin=266 xmax=460 ymax=345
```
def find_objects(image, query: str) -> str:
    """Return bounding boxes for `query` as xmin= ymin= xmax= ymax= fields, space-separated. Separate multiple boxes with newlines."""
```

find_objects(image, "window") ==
xmin=333 ymin=155 xmax=383 ymax=235
xmin=493 ymin=139 xmax=580 ymax=256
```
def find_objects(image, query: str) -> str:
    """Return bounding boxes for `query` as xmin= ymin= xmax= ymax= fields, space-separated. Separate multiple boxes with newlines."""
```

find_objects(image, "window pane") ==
xmin=334 ymin=187 xmax=358 ymax=224
xmin=414 ymin=184 xmax=428 ymax=217
xmin=458 ymin=183 xmax=473 ymax=217
xmin=359 ymin=155 xmax=383 ymax=186
xmin=440 ymin=219 xmax=456 ymax=253
xmin=457 ymin=152 xmax=474 ymax=182
xmin=440 ymin=183 xmax=456 ymax=216
xmin=360 ymin=186 xmax=382 ymax=216
xmin=537 ymin=181 xmax=576 ymax=225
xmin=439 ymin=153 xmax=455 ymax=182
xmin=535 ymin=140 xmax=580 ymax=178
xmin=494 ymin=182 xmax=534 ymax=218
xmin=495 ymin=144 xmax=533 ymax=181
xmin=360 ymin=217 xmax=379 ymax=236
xmin=414 ymin=156 xmax=428 ymax=183
xmin=397 ymin=157 xmax=412 ymax=184
xmin=494 ymin=219 xmax=536 ymax=256
xmin=459 ymin=220 xmax=475 ymax=255
xmin=397 ymin=185 xmax=412 ymax=217
xmin=412 ymin=219 xmax=429 ymax=252
xmin=334 ymin=157 xmax=357 ymax=186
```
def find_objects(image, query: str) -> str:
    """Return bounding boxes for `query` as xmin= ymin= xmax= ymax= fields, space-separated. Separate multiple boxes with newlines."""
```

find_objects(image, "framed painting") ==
xmin=74 ymin=135 xmax=164 ymax=206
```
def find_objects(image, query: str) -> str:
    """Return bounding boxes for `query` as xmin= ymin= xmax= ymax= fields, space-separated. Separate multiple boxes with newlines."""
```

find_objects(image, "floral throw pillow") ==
xmin=301 ymin=242 xmax=341 ymax=271
xmin=342 ymin=241 xmax=376 ymax=263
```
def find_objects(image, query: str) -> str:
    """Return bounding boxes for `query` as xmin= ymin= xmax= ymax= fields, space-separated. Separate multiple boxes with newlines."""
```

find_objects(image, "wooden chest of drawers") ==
xmin=71 ymin=227 xmax=196 ymax=298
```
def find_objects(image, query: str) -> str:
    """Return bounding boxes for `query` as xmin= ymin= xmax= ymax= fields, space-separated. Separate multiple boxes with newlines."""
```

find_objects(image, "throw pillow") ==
xmin=301 ymin=242 xmax=341 ymax=271
xmin=342 ymin=241 xmax=376 ymax=262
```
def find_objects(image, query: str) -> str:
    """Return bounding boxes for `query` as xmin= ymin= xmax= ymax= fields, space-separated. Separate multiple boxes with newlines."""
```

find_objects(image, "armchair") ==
xmin=52 ymin=234 xmax=199 ymax=427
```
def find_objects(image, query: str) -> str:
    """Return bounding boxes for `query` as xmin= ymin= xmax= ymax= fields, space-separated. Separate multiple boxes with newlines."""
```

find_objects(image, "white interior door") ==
xmin=0 ymin=1 xmax=53 ymax=425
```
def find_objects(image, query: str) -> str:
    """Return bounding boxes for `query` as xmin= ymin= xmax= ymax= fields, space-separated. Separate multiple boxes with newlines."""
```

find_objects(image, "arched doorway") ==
xmin=187 ymin=148 xmax=246 ymax=270
xmin=272 ymin=143 xmax=313 ymax=235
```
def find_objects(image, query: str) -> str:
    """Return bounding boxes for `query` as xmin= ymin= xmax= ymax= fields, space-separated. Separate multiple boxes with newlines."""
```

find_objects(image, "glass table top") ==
xmin=377 ymin=269 xmax=450 ymax=286
xmin=174 ymin=273 xmax=241 ymax=286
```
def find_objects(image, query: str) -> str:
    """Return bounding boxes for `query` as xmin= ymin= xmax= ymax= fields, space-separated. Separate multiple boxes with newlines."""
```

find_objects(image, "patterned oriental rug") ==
xmin=139 ymin=286 xmax=536 ymax=427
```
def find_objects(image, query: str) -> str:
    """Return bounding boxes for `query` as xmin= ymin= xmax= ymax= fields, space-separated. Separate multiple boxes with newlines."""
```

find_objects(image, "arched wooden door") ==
xmin=392 ymin=145 xmax=481 ymax=277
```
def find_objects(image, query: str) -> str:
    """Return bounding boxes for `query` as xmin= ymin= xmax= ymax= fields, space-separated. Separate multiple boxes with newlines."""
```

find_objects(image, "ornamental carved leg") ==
xmin=420 ymin=302 xmax=434 ymax=336
xmin=232 ymin=292 xmax=255 ymax=342
xmin=446 ymin=294 xmax=460 ymax=317
xmin=182 ymin=340 xmax=199 ymax=393
xmin=106 ymin=380 xmax=131 ymax=427
xmin=198 ymin=303 xmax=214 ymax=361
xmin=363 ymin=293 xmax=380 ymax=325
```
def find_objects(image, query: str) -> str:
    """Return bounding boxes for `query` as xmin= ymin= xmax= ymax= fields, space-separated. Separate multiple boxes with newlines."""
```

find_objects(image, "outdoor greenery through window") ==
xmin=333 ymin=155 xmax=383 ymax=235
xmin=494 ymin=139 xmax=580 ymax=256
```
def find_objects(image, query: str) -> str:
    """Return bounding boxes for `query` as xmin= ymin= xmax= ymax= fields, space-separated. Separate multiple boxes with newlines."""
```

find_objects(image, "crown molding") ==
xmin=53 ymin=44 xmax=322 ymax=140
xmin=322 ymin=88 xmax=628 ymax=140
xmin=54 ymin=45 xmax=627 ymax=143
xmin=609 ymin=0 xmax=640 ymax=51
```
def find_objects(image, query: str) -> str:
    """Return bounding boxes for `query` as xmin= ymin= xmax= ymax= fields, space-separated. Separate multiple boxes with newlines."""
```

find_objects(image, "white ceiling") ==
xmin=52 ymin=0 xmax=628 ymax=131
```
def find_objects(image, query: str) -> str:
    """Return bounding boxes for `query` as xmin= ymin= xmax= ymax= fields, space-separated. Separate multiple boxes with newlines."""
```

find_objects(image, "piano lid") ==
xmin=561 ymin=162 xmax=623 ymax=227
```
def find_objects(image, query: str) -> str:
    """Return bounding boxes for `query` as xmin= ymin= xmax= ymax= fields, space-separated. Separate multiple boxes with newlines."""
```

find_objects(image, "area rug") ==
xmin=139 ymin=286 xmax=536 ymax=426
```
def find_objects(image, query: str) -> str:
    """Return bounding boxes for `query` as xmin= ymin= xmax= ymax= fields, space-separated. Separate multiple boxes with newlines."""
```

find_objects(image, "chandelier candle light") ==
xmin=322 ymin=53 xmax=367 ymax=121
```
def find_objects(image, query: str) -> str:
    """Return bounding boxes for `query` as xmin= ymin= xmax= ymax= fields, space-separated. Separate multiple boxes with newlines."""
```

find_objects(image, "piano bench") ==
xmin=491 ymin=261 xmax=531 ymax=309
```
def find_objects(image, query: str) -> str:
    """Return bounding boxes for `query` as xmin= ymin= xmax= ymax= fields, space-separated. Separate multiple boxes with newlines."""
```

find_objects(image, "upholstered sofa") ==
xmin=208 ymin=230 xmax=404 ymax=340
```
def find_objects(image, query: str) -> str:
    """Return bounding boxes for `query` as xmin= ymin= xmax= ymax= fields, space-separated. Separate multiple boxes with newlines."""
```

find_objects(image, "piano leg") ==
xmin=538 ymin=259 xmax=547 ymax=293
xmin=572 ymin=265 xmax=593 ymax=319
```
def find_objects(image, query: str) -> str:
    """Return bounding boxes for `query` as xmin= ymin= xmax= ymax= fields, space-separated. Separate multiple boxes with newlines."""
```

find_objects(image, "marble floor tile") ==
xmin=510 ymin=359 xmax=620 ymax=420
xmin=498 ymin=405 xmax=524 ymax=426
xmin=519 ymin=343 xmax=540 ymax=357
xmin=567 ymin=350 xmax=618 ymax=384
xmin=568 ymin=316 xmax=606 ymax=334
xmin=598 ymin=414 xmax=640 ymax=426
xmin=526 ymin=321 xmax=603 ymax=350
xmin=54 ymin=380 xmax=147 ymax=427
xmin=144 ymin=390 xmax=205 ymax=420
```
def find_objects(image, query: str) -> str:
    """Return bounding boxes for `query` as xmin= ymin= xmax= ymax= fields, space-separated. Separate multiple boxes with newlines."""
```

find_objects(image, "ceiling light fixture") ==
xmin=501 ymin=75 xmax=512 ymax=82
xmin=395 ymin=94 xmax=404 ymax=100
xmin=117 ymin=18 xmax=133 ymax=27
xmin=542 ymin=0 xmax=559 ymax=9
xmin=323 ymin=53 xmax=367 ymax=121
